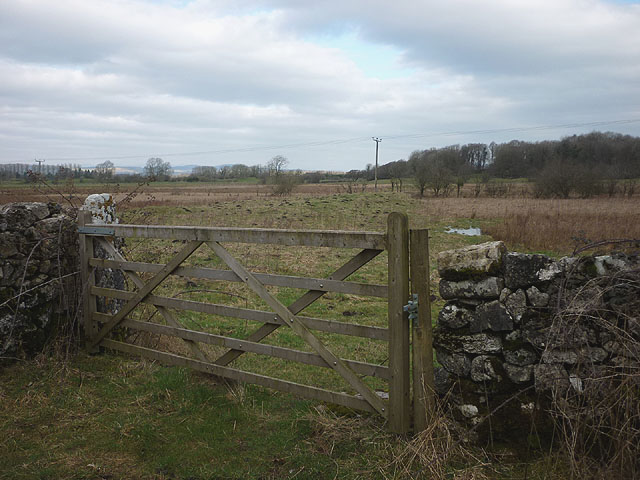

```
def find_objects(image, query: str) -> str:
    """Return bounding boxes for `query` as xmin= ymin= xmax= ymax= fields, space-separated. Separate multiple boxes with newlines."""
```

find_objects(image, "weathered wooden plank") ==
xmin=207 ymin=240 xmax=388 ymax=416
xmin=116 ymin=318 xmax=389 ymax=379
xmin=86 ymin=224 xmax=387 ymax=250
xmin=213 ymin=248 xmax=383 ymax=366
xmin=78 ymin=211 xmax=98 ymax=352
xmin=92 ymin=288 xmax=389 ymax=341
xmin=101 ymin=339 xmax=378 ymax=414
xmin=96 ymin=238 xmax=209 ymax=363
xmin=410 ymin=229 xmax=435 ymax=433
xmin=89 ymin=258 xmax=387 ymax=298
xmin=387 ymin=212 xmax=411 ymax=434
xmin=89 ymin=240 xmax=203 ymax=349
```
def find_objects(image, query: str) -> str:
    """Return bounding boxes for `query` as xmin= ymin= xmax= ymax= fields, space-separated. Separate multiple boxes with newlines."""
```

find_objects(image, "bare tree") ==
xmin=144 ymin=157 xmax=172 ymax=181
xmin=389 ymin=160 xmax=407 ymax=192
xmin=409 ymin=149 xmax=454 ymax=197
xmin=191 ymin=166 xmax=217 ymax=181
xmin=534 ymin=158 xmax=574 ymax=198
xmin=95 ymin=160 xmax=115 ymax=182
xmin=268 ymin=155 xmax=288 ymax=178
xmin=409 ymin=151 xmax=430 ymax=197
xmin=427 ymin=154 xmax=454 ymax=197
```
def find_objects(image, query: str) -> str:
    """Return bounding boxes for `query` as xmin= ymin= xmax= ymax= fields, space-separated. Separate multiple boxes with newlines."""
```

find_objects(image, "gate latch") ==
xmin=403 ymin=294 xmax=418 ymax=325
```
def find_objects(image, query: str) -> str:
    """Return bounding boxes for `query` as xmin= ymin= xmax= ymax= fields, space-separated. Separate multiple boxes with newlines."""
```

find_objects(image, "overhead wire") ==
xmin=41 ymin=118 xmax=640 ymax=163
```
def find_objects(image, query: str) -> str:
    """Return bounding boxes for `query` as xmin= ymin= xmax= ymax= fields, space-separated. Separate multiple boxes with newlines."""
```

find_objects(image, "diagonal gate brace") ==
xmin=213 ymin=248 xmax=381 ymax=367
xmin=89 ymin=240 xmax=203 ymax=350
xmin=96 ymin=238 xmax=209 ymax=362
xmin=206 ymin=241 xmax=387 ymax=416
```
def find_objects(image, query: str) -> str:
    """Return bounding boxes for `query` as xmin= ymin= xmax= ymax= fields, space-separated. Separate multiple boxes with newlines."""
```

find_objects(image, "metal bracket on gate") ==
xmin=403 ymin=294 xmax=419 ymax=326
xmin=78 ymin=226 xmax=116 ymax=236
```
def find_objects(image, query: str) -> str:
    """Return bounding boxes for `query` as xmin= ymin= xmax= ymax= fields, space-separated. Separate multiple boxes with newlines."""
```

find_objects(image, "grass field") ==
xmin=3 ymin=178 xmax=638 ymax=253
xmin=2 ymin=180 xmax=637 ymax=479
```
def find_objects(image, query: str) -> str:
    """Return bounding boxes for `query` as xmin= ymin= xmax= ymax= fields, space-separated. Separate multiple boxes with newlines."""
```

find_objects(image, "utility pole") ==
xmin=372 ymin=137 xmax=382 ymax=191
xmin=35 ymin=159 xmax=45 ymax=175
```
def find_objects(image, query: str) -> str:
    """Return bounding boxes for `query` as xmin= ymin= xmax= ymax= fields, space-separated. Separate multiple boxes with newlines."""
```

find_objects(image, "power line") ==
xmin=44 ymin=136 xmax=372 ymax=162
xmin=40 ymin=117 xmax=640 ymax=163
xmin=382 ymin=118 xmax=640 ymax=141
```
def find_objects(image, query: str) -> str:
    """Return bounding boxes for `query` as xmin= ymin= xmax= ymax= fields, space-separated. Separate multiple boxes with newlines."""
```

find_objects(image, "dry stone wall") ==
xmin=0 ymin=196 xmax=125 ymax=361
xmin=0 ymin=202 xmax=79 ymax=359
xmin=434 ymin=241 xmax=640 ymax=441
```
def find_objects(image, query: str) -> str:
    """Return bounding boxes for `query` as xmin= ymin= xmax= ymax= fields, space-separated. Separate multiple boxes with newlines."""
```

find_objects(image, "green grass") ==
xmin=0 ymin=354 xmax=398 ymax=479
xmin=1 ymin=190 xmax=571 ymax=479
xmin=1 ymin=353 xmax=567 ymax=480
xmin=1 ymin=352 xmax=572 ymax=480
xmin=113 ymin=192 xmax=486 ymax=396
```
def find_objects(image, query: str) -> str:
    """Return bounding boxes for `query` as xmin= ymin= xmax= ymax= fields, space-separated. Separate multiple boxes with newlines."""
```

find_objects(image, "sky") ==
xmin=1 ymin=0 xmax=640 ymax=171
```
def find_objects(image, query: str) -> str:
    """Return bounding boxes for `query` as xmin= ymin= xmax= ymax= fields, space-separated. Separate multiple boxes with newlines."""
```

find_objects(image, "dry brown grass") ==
xmin=4 ymin=178 xmax=639 ymax=254
xmin=115 ymin=186 xmax=640 ymax=256
xmin=307 ymin=399 xmax=516 ymax=479
xmin=0 ymin=181 xmax=391 ymax=207
xmin=545 ymin=266 xmax=640 ymax=479
xmin=410 ymin=196 xmax=640 ymax=253
xmin=394 ymin=408 xmax=491 ymax=479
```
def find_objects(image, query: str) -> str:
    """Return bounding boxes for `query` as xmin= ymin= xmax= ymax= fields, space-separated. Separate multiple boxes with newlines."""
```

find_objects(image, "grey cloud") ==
xmin=0 ymin=0 xmax=639 ymax=170
xmin=267 ymin=1 xmax=640 ymax=75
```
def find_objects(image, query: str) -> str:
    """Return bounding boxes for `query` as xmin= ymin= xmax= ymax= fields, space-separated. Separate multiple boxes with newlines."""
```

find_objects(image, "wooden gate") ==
xmin=78 ymin=211 xmax=433 ymax=433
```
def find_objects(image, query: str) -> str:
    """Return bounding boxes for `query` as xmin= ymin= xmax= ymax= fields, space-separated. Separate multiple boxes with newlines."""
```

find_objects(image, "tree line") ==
xmin=0 ymin=162 xmax=84 ymax=181
xmin=0 ymin=155 xmax=329 ymax=190
xmin=2 ymin=131 xmax=638 ymax=198
xmin=344 ymin=131 xmax=640 ymax=197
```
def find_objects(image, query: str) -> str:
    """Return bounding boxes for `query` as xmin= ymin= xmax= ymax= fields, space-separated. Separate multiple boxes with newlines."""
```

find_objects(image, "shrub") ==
xmin=534 ymin=160 xmax=576 ymax=198
xmin=573 ymin=168 xmax=603 ymax=198
xmin=270 ymin=174 xmax=299 ymax=196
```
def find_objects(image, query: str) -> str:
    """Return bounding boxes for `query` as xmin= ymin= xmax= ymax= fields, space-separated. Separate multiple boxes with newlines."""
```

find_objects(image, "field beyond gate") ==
xmin=79 ymin=211 xmax=433 ymax=434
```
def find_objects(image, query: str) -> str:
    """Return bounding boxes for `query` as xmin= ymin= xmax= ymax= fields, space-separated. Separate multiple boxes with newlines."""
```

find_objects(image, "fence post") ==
xmin=78 ymin=210 xmax=98 ymax=352
xmin=387 ymin=212 xmax=410 ymax=433
xmin=410 ymin=229 xmax=435 ymax=432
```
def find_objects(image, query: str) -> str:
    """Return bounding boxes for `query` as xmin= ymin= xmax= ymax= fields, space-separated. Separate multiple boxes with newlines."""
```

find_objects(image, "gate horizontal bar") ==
xmin=102 ymin=339 xmax=380 ymax=415
xmin=119 ymin=318 xmax=389 ymax=379
xmin=89 ymin=258 xmax=388 ymax=298
xmin=92 ymin=287 xmax=389 ymax=341
xmin=98 ymin=224 xmax=387 ymax=250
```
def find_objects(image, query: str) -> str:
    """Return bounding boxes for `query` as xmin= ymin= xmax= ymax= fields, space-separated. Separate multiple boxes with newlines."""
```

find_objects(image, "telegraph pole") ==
xmin=35 ymin=159 xmax=45 ymax=175
xmin=372 ymin=137 xmax=382 ymax=191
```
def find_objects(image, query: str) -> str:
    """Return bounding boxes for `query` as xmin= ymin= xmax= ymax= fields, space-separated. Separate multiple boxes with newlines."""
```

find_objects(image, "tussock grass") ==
xmin=4 ymin=353 xmax=541 ymax=479
xmin=481 ymin=199 xmax=640 ymax=253
xmin=394 ymin=399 xmax=491 ymax=480
xmin=4 ymin=183 xmax=637 ymax=478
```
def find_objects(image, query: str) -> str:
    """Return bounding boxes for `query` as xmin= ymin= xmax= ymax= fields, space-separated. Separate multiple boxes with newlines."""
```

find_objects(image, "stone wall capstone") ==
xmin=0 ymin=202 xmax=79 ymax=360
xmin=433 ymin=241 xmax=640 ymax=442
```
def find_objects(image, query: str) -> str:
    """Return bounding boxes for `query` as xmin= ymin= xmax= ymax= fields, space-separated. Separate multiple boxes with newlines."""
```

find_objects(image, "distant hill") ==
xmin=114 ymin=165 xmax=143 ymax=175
xmin=171 ymin=164 xmax=235 ymax=176
xmin=113 ymin=164 xmax=234 ymax=176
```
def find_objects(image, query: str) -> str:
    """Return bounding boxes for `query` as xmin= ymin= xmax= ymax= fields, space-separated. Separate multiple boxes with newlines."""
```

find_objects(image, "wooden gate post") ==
xmin=78 ymin=210 xmax=98 ymax=351
xmin=387 ymin=212 xmax=410 ymax=433
xmin=410 ymin=229 xmax=435 ymax=432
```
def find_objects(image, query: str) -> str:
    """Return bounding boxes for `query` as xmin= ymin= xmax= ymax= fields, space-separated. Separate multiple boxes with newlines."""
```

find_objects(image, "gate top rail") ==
xmin=79 ymin=224 xmax=387 ymax=250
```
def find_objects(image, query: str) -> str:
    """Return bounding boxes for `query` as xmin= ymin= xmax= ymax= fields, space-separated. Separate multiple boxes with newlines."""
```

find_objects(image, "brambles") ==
xmin=546 ymin=261 xmax=640 ymax=478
